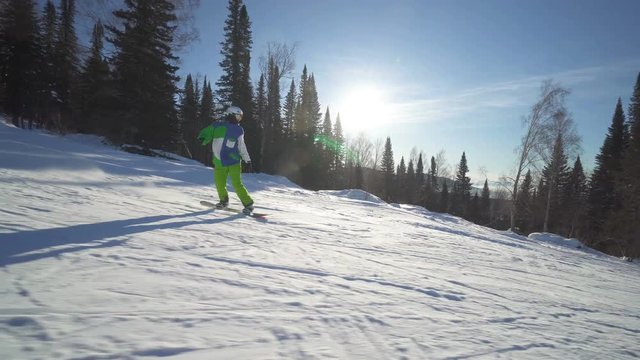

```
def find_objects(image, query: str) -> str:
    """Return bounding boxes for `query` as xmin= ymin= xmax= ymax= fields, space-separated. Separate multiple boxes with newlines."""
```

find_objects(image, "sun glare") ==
xmin=340 ymin=85 xmax=391 ymax=132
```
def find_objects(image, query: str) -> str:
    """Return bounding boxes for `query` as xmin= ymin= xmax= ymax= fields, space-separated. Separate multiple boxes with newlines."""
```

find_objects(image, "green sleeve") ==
xmin=197 ymin=125 xmax=215 ymax=145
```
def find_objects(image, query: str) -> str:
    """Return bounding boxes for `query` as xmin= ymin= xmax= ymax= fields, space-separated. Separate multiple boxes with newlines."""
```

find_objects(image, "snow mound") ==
xmin=528 ymin=232 xmax=585 ymax=250
xmin=320 ymin=188 xmax=386 ymax=204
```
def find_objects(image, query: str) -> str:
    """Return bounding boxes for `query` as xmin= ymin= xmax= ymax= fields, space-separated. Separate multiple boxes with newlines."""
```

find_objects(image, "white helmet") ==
xmin=226 ymin=106 xmax=243 ymax=121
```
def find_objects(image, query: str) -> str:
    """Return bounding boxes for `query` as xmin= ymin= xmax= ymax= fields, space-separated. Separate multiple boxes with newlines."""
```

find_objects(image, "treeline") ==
xmin=379 ymin=145 xmax=498 ymax=227
xmin=0 ymin=0 xmax=183 ymax=149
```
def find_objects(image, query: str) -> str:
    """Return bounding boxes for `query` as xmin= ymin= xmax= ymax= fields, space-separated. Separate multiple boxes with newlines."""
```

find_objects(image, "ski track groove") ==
xmin=202 ymin=255 xmax=465 ymax=302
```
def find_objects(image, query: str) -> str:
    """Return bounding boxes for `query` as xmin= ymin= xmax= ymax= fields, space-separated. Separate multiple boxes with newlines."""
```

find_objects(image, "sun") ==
xmin=340 ymin=85 xmax=391 ymax=132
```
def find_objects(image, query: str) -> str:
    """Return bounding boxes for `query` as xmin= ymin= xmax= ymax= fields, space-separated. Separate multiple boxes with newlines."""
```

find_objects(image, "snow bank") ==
xmin=319 ymin=189 xmax=386 ymax=204
xmin=528 ymin=232 xmax=585 ymax=250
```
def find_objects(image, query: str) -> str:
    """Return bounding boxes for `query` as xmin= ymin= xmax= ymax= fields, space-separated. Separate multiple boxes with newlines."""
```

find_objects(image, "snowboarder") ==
xmin=197 ymin=106 xmax=254 ymax=215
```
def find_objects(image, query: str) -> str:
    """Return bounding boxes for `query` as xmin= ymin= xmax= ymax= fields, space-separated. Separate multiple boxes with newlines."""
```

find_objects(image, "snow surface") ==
xmin=1 ymin=119 xmax=639 ymax=359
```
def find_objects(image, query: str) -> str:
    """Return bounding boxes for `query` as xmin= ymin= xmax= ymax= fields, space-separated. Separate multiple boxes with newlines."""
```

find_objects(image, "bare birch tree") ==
xmin=350 ymin=132 xmax=374 ymax=168
xmin=371 ymin=138 xmax=384 ymax=171
xmin=259 ymin=42 xmax=297 ymax=81
xmin=409 ymin=146 xmax=419 ymax=166
xmin=508 ymin=80 xmax=570 ymax=231
xmin=435 ymin=149 xmax=450 ymax=179
xmin=541 ymin=108 xmax=582 ymax=163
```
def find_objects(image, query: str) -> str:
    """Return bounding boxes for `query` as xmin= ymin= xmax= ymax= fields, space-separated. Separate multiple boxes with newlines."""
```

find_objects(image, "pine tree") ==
xmin=531 ymin=177 xmax=546 ymax=232
xmin=333 ymin=114 xmax=345 ymax=188
xmin=194 ymin=77 xmax=201 ymax=110
xmin=406 ymin=159 xmax=416 ymax=204
xmin=254 ymin=74 xmax=266 ymax=171
xmin=38 ymin=0 xmax=58 ymax=129
xmin=216 ymin=0 xmax=245 ymax=105
xmin=293 ymin=67 xmax=323 ymax=189
xmin=587 ymin=98 xmax=628 ymax=243
xmin=440 ymin=181 xmax=450 ymax=213
xmin=429 ymin=156 xmax=439 ymax=192
xmin=78 ymin=20 xmax=113 ymax=135
xmin=269 ymin=62 xmax=282 ymax=171
xmin=321 ymin=107 xmax=332 ymax=140
xmin=419 ymin=180 xmax=432 ymax=211
xmin=468 ymin=193 xmax=480 ymax=223
xmin=279 ymin=78 xmax=296 ymax=175
xmin=293 ymin=65 xmax=308 ymax=142
xmin=282 ymin=79 xmax=296 ymax=142
xmin=236 ymin=5 xmax=253 ymax=113
xmin=562 ymin=157 xmax=587 ymax=238
xmin=381 ymin=137 xmax=395 ymax=202
xmin=481 ymin=179 xmax=491 ymax=226
xmin=199 ymin=79 xmax=214 ymax=124
xmin=0 ymin=0 xmax=41 ymax=128
xmin=55 ymin=0 xmax=79 ymax=130
xmin=289 ymin=66 xmax=312 ymax=186
xmin=263 ymin=59 xmax=281 ymax=174
xmin=108 ymin=0 xmax=180 ymax=149
xmin=40 ymin=1 xmax=56 ymax=56
xmin=420 ymin=156 xmax=439 ymax=211
xmin=396 ymin=157 xmax=406 ymax=203
xmin=396 ymin=159 xmax=405 ymax=178
xmin=198 ymin=78 xmax=215 ymax=165
xmin=178 ymin=74 xmax=198 ymax=158
xmin=291 ymin=67 xmax=321 ymax=142
xmin=320 ymin=107 xmax=333 ymax=188
xmin=542 ymin=134 xmax=570 ymax=233
xmin=452 ymin=152 xmax=471 ymax=217
xmin=307 ymin=74 xmax=322 ymax=141
xmin=216 ymin=0 xmax=257 ymax=167
xmin=416 ymin=154 xmax=424 ymax=187
xmin=515 ymin=170 xmax=533 ymax=233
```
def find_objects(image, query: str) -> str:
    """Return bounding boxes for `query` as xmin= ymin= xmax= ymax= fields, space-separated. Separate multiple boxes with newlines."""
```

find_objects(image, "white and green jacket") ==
xmin=197 ymin=121 xmax=251 ymax=167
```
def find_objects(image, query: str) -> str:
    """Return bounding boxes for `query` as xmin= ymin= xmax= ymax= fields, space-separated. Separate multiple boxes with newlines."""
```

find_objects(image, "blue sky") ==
xmin=177 ymin=0 xmax=640 ymax=184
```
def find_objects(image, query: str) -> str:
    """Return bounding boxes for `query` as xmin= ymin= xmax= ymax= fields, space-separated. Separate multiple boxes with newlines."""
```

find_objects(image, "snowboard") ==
xmin=200 ymin=200 xmax=268 ymax=219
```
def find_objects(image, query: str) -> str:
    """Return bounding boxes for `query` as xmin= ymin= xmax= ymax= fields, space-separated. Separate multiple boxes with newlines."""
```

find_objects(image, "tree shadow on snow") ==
xmin=0 ymin=210 xmax=238 ymax=267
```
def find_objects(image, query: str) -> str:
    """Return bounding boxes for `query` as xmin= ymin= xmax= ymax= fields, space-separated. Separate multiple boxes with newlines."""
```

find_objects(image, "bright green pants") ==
xmin=214 ymin=162 xmax=253 ymax=206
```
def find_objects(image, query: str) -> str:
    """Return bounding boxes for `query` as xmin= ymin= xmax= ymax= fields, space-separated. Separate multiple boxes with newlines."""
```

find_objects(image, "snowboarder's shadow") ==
xmin=0 ymin=210 xmax=239 ymax=267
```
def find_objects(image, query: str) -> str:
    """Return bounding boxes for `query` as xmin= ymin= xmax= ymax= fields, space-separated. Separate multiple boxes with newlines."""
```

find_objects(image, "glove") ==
xmin=245 ymin=162 xmax=253 ymax=173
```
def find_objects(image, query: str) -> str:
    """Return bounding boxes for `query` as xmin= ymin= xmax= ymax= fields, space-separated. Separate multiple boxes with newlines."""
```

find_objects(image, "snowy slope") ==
xmin=1 ymin=120 xmax=639 ymax=360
